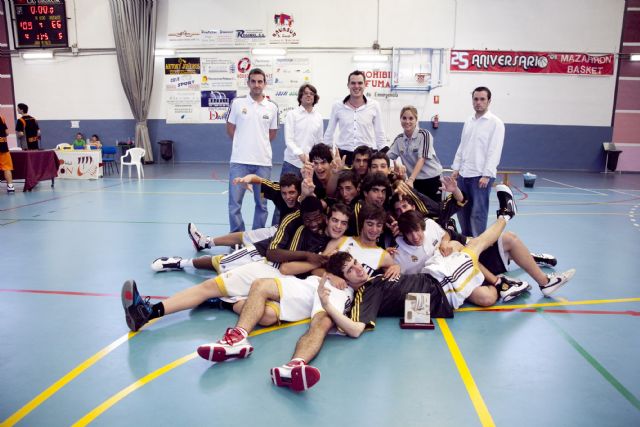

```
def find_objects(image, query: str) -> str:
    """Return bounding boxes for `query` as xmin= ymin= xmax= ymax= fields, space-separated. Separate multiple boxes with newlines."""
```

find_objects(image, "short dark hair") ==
xmin=337 ymin=169 xmax=358 ymax=188
xmin=17 ymin=103 xmax=28 ymax=113
xmin=348 ymin=70 xmax=366 ymax=84
xmin=358 ymin=202 xmax=386 ymax=230
xmin=360 ymin=172 xmax=390 ymax=195
xmin=390 ymin=193 xmax=417 ymax=210
xmin=300 ymin=196 xmax=323 ymax=214
xmin=397 ymin=210 xmax=426 ymax=236
xmin=353 ymin=145 xmax=373 ymax=159
xmin=91 ymin=134 xmax=100 ymax=140
xmin=297 ymin=84 xmax=319 ymax=106
xmin=279 ymin=173 xmax=301 ymax=193
xmin=328 ymin=201 xmax=352 ymax=219
xmin=369 ymin=151 xmax=390 ymax=168
xmin=248 ymin=68 xmax=266 ymax=82
xmin=325 ymin=251 xmax=353 ymax=279
xmin=473 ymin=86 xmax=491 ymax=100
xmin=309 ymin=143 xmax=333 ymax=163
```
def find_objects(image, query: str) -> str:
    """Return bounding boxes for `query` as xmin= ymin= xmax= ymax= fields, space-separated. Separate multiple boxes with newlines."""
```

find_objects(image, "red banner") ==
xmin=450 ymin=50 xmax=614 ymax=75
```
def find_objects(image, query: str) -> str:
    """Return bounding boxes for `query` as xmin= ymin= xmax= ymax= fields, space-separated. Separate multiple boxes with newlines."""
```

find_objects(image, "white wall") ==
xmin=7 ymin=0 xmax=625 ymax=131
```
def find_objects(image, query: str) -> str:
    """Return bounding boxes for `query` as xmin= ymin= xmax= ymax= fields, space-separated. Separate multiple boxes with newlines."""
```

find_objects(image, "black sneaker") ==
xmin=530 ymin=252 xmax=557 ymax=267
xmin=121 ymin=280 xmax=152 ymax=332
xmin=497 ymin=275 xmax=530 ymax=302
xmin=496 ymin=184 xmax=517 ymax=219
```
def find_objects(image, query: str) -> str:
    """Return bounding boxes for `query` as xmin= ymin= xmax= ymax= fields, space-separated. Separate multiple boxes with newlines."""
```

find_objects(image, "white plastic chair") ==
xmin=56 ymin=143 xmax=73 ymax=150
xmin=120 ymin=147 xmax=145 ymax=179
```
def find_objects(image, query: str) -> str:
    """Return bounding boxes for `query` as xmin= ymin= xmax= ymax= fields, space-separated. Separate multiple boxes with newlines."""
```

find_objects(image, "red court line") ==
xmin=511 ymin=184 xmax=529 ymax=201
xmin=0 ymin=288 xmax=167 ymax=300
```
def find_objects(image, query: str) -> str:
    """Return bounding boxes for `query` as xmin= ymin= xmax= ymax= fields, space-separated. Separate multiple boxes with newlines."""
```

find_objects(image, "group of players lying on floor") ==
xmin=121 ymin=143 xmax=575 ymax=392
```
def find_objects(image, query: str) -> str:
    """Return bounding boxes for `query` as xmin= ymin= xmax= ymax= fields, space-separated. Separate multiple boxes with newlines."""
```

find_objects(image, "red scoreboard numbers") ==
xmin=12 ymin=0 xmax=69 ymax=48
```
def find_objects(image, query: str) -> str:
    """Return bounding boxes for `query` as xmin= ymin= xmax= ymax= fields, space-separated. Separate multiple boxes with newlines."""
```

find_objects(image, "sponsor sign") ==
xmin=165 ymin=57 xmax=201 ymax=75
xmin=166 ymin=74 xmax=200 ymax=91
xmin=450 ymin=50 xmax=614 ymax=75
xmin=200 ymin=90 xmax=237 ymax=122
xmin=235 ymin=29 xmax=267 ymax=46
xmin=270 ymin=12 xmax=299 ymax=45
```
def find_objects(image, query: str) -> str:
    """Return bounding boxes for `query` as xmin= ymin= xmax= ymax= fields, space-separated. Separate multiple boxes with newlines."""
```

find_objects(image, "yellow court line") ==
xmin=0 ymin=327 xmax=148 ymax=427
xmin=437 ymin=318 xmax=495 ymax=427
xmin=72 ymin=353 xmax=198 ymax=427
xmin=456 ymin=297 xmax=640 ymax=312
xmin=73 ymin=319 xmax=310 ymax=426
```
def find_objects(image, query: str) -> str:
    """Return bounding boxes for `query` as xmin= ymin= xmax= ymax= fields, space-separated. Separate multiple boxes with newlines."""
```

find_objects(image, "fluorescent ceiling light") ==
xmin=631 ymin=54 xmax=640 ymax=61
xmin=155 ymin=49 xmax=176 ymax=56
xmin=353 ymin=54 xmax=389 ymax=62
xmin=251 ymin=48 xmax=286 ymax=56
xmin=22 ymin=51 xmax=54 ymax=59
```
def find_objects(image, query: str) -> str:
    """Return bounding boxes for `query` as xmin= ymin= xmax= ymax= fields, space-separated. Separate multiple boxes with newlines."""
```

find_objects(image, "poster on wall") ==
xmin=269 ymin=12 xmax=299 ymax=45
xmin=201 ymin=29 xmax=235 ymax=46
xmin=166 ymin=92 xmax=200 ymax=123
xmin=164 ymin=57 xmax=201 ymax=75
xmin=234 ymin=29 xmax=268 ymax=46
xmin=450 ymin=50 xmax=614 ymax=75
xmin=271 ymin=89 xmax=299 ymax=125
xmin=363 ymin=68 xmax=397 ymax=101
xmin=201 ymin=58 xmax=236 ymax=90
xmin=236 ymin=57 xmax=275 ymax=89
xmin=165 ymin=74 xmax=200 ymax=91
xmin=200 ymin=90 xmax=237 ymax=122
xmin=272 ymin=57 xmax=311 ymax=89
xmin=167 ymin=30 xmax=202 ymax=45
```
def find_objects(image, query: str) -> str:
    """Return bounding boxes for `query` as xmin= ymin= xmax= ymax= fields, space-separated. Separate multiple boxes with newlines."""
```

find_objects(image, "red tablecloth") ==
xmin=10 ymin=150 xmax=59 ymax=191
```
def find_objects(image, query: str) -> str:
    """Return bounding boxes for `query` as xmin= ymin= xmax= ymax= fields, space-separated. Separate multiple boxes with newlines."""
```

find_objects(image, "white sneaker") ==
xmin=540 ymin=269 xmax=576 ymax=297
xmin=150 ymin=256 xmax=183 ymax=272
xmin=271 ymin=360 xmax=321 ymax=392
xmin=187 ymin=223 xmax=209 ymax=251
xmin=7 ymin=184 xmax=15 ymax=193
xmin=197 ymin=328 xmax=253 ymax=362
xmin=498 ymin=275 xmax=530 ymax=302
xmin=496 ymin=184 xmax=517 ymax=219
xmin=530 ymin=252 xmax=557 ymax=267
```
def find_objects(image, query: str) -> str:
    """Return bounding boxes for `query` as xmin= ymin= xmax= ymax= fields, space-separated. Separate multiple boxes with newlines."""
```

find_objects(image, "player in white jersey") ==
xmin=196 ymin=203 xmax=402 ymax=392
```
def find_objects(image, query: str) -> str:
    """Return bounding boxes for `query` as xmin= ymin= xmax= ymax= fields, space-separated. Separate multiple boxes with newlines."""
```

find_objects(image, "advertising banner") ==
xmin=450 ymin=50 xmax=614 ymax=75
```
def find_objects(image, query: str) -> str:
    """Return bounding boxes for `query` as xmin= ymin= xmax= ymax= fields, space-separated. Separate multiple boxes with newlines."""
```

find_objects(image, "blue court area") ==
xmin=1 ymin=164 xmax=639 ymax=426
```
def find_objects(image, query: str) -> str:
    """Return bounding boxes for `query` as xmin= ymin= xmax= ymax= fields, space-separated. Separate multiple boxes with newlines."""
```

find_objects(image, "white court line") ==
xmin=541 ymin=178 xmax=608 ymax=196
xmin=610 ymin=189 xmax=640 ymax=197
xmin=525 ymin=192 xmax=607 ymax=197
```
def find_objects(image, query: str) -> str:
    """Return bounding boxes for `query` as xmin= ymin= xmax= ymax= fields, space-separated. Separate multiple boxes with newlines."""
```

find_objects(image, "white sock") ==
xmin=499 ymin=215 xmax=511 ymax=223
xmin=179 ymin=258 xmax=194 ymax=269
xmin=206 ymin=237 xmax=213 ymax=248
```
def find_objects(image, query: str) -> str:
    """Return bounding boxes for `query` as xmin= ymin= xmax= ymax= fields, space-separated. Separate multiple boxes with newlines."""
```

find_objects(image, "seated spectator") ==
xmin=72 ymin=132 xmax=86 ymax=149
xmin=88 ymin=134 xmax=102 ymax=148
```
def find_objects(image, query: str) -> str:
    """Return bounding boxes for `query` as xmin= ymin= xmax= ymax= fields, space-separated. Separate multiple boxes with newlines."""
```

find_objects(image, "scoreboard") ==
xmin=12 ymin=0 xmax=69 ymax=49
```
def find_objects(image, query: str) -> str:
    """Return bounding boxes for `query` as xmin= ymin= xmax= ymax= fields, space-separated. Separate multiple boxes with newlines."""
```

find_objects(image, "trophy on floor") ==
xmin=400 ymin=293 xmax=435 ymax=329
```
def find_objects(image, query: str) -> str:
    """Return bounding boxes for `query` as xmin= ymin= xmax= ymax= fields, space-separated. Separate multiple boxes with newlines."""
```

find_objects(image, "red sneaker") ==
xmin=197 ymin=328 xmax=253 ymax=362
xmin=270 ymin=360 xmax=321 ymax=392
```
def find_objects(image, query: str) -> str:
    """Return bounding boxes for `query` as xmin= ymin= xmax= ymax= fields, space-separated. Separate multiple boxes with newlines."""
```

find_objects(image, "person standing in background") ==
xmin=15 ymin=103 xmax=40 ymax=150
xmin=323 ymin=70 xmax=387 ymax=166
xmin=388 ymin=105 xmax=443 ymax=202
xmin=281 ymin=83 xmax=323 ymax=179
xmin=451 ymin=87 xmax=505 ymax=237
xmin=0 ymin=115 xmax=15 ymax=193
xmin=226 ymin=68 xmax=279 ymax=233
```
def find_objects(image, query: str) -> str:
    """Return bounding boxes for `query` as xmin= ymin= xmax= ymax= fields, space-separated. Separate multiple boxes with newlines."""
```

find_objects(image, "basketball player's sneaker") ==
xmin=540 ymin=269 xmax=576 ymax=297
xmin=497 ymin=275 xmax=531 ymax=302
xmin=530 ymin=252 xmax=558 ymax=268
xmin=121 ymin=280 xmax=152 ymax=332
xmin=150 ymin=256 xmax=183 ymax=272
xmin=188 ymin=222 xmax=210 ymax=251
xmin=197 ymin=327 xmax=253 ymax=362
xmin=271 ymin=359 xmax=321 ymax=392
xmin=496 ymin=184 xmax=517 ymax=219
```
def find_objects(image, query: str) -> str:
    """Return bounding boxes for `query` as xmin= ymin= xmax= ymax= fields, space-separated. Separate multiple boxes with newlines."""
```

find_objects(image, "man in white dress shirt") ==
xmin=281 ymin=84 xmax=324 ymax=179
xmin=451 ymin=87 xmax=504 ymax=236
xmin=226 ymin=68 xmax=279 ymax=232
xmin=323 ymin=70 xmax=387 ymax=165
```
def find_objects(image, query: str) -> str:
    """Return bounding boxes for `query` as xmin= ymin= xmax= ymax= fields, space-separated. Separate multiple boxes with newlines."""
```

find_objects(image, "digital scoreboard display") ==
xmin=12 ymin=0 xmax=69 ymax=49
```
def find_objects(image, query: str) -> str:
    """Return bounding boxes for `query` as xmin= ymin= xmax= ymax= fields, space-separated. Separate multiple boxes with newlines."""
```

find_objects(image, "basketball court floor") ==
xmin=1 ymin=164 xmax=639 ymax=426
